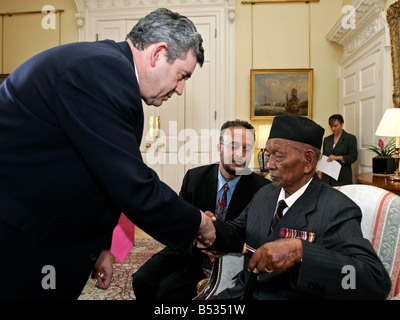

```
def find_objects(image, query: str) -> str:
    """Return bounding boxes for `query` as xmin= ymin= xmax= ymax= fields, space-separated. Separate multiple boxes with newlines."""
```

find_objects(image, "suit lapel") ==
xmin=268 ymin=176 xmax=321 ymax=240
xmin=227 ymin=174 xmax=251 ymax=217
xmin=115 ymin=41 xmax=143 ymax=144
xmin=199 ymin=164 xmax=219 ymax=212
xmin=325 ymin=135 xmax=334 ymax=154
xmin=259 ymin=188 xmax=281 ymax=243
xmin=334 ymin=130 xmax=346 ymax=150
xmin=116 ymin=41 xmax=135 ymax=68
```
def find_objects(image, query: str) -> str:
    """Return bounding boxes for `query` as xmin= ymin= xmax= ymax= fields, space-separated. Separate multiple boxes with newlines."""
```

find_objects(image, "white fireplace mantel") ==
xmin=326 ymin=0 xmax=389 ymax=60
xmin=74 ymin=0 xmax=236 ymax=29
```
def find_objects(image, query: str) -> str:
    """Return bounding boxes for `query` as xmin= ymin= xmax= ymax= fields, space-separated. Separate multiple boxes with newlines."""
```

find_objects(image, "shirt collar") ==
xmin=278 ymin=177 xmax=313 ymax=214
xmin=132 ymin=58 xmax=139 ymax=83
xmin=217 ymin=169 xmax=241 ymax=192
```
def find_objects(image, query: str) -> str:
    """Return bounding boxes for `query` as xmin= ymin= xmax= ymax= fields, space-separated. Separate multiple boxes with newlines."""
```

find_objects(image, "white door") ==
xmin=96 ymin=16 xmax=217 ymax=192
xmin=97 ymin=20 xmax=127 ymax=41
xmin=180 ymin=16 xmax=219 ymax=171
xmin=340 ymin=49 xmax=383 ymax=175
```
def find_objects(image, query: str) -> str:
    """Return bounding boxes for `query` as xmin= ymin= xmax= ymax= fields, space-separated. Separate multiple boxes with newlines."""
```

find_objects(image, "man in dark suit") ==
xmin=131 ymin=120 xmax=270 ymax=299
xmin=0 ymin=8 xmax=216 ymax=299
xmin=206 ymin=114 xmax=391 ymax=299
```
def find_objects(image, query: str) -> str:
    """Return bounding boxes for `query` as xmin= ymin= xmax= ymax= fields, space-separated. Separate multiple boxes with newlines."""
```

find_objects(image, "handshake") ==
xmin=195 ymin=211 xmax=217 ymax=249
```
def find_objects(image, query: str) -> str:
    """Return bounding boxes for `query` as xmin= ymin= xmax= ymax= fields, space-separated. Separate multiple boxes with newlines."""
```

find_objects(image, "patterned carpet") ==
xmin=79 ymin=238 xmax=165 ymax=300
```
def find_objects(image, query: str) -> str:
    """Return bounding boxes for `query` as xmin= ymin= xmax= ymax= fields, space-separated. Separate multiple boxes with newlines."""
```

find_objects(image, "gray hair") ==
xmin=126 ymin=8 xmax=204 ymax=67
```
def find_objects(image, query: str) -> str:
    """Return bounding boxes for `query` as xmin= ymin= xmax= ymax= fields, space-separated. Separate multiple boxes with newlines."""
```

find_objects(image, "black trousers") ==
xmin=0 ymin=221 xmax=99 ymax=299
xmin=132 ymin=247 xmax=206 ymax=300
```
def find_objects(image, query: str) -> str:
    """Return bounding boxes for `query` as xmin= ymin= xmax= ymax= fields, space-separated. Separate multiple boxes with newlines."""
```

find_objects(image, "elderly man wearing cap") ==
xmin=203 ymin=114 xmax=391 ymax=300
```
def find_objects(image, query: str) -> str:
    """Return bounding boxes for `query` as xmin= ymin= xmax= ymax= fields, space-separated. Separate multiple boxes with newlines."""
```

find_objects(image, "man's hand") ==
xmin=195 ymin=210 xmax=216 ymax=249
xmin=201 ymin=250 xmax=226 ymax=262
xmin=203 ymin=210 xmax=217 ymax=222
xmin=91 ymin=249 xmax=113 ymax=289
xmin=247 ymin=238 xmax=303 ymax=274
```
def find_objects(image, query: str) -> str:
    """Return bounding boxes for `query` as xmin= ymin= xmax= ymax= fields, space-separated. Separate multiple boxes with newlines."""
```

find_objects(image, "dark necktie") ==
xmin=270 ymin=200 xmax=287 ymax=232
xmin=202 ymin=183 xmax=229 ymax=277
xmin=215 ymin=183 xmax=229 ymax=222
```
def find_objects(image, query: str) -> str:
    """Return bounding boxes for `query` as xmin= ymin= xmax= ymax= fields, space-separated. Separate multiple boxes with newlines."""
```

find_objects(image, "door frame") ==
xmin=74 ymin=0 xmax=236 ymax=192
xmin=338 ymin=12 xmax=392 ymax=175
xmin=74 ymin=0 xmax=236 ymax=126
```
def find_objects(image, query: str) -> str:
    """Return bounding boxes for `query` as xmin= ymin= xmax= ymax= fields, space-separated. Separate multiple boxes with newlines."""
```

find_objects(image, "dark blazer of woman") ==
xmin=321 ymin=130 xmax=358 ymax=186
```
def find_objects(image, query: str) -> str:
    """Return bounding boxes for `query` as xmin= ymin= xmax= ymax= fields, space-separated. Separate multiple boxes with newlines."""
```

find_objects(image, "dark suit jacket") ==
xmin=160 ymin=163 xmax=270 ymax=257
xmin=180 ymin=164 xmax=270 ymax=222
xmin=0 ymin=40 xmax=200 ymax=298
xmin=321 ymin=130 xmax=358 ymax=186
xmin=131 ymin=164 xmax=270 ymax=299
xmin=211 ymin=175 xmax=391 ymax=299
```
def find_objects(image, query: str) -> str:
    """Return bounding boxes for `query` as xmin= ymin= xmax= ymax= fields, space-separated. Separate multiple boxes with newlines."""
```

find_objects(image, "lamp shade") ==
xmin=257 ymin=125 xmax=271 ymax=149
xmin=375 ymin=108 xmax=400 ymax=137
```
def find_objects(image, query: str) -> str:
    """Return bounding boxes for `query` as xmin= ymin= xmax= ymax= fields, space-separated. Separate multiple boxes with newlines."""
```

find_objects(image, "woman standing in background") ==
xmin=319 ymin=114 xmax=358 ymax=186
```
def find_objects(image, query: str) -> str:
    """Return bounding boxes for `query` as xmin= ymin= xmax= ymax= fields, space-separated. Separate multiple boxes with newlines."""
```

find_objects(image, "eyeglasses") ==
xmin=221 ymin=143 xmax=253 ymax=154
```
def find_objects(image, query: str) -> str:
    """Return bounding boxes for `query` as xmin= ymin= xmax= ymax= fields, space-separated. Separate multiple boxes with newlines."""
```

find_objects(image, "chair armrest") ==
xmin=193 ymin=253 xmax=243 ymax=300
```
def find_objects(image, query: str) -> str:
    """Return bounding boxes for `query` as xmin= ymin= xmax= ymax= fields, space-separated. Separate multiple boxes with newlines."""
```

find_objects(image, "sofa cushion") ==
xmin=336 ymin=185 xmax=400 ymax=299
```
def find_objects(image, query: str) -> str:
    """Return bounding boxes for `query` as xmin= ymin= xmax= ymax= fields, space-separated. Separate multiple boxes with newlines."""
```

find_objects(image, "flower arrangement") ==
xmin=366 ymin=138 xmax=396 ymax=158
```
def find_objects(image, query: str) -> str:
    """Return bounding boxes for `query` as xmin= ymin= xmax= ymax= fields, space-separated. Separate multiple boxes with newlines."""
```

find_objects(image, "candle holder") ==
xmin=388 ymin=146 xmax=400 ymax=182
xmin=258 ymin=148 xmax=269 ymax=172
xmin=256 ymin=125 xmax=271 ymax=173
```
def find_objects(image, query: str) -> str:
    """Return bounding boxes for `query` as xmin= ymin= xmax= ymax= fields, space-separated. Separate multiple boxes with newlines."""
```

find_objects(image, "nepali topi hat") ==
xmin=268 ymin=114 xmax=325 ymax=150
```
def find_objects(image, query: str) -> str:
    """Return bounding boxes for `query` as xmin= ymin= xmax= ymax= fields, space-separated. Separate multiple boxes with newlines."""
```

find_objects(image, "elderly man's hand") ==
xmin=196 ymin=210 xmax=216 ymax=249
xmin=247 ymin=238 xmax=303 ymax=274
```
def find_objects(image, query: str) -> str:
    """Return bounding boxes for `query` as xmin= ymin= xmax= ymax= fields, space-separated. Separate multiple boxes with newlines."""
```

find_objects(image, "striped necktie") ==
xmin=270 ymin=200 xmax=287 ymax=232
xmin=202 ymin=183 xmax=229 ymax=277
xmin=215 ymin=183 xmax=229 ymax=221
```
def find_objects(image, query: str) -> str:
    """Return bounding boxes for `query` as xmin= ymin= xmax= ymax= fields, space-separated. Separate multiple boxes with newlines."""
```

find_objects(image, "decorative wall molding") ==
xmin=74 ymin=0 xmax=236 ymax=28
xmin=343 ymin=12 xmax=387 ymax=58
xmin=326 ymin=0 xmax=387 ymax=59
xmin=387 ymin=1 xmax=400 ymax=108
xmin=73 ymin=0 xmax=237 ymax=128
xmin=84 ymin=0 xmax=233 ymax=9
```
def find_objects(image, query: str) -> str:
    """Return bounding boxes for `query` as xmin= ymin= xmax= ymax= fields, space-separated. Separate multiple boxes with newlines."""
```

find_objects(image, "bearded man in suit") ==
xmin=0 ymin=8 xmax=216 ymax=299
xmin=131 ymin=120 xmax=270 ymax=299
xmin=205 ymin=114 xmax=391 ymax=300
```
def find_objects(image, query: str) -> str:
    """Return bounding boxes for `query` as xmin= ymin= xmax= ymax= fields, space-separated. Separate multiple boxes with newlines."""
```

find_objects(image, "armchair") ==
xmin=337 ymin=184 xmax=400 ymax=299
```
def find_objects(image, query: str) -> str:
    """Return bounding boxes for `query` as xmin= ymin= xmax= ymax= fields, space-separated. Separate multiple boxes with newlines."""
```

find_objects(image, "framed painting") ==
xmin=250 ymin=68 xmax=313 ymax=120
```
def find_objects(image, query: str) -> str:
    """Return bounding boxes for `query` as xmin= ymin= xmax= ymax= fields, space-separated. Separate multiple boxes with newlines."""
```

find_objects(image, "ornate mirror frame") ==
xmin=387 ymin=1 xmax=400 ymax=108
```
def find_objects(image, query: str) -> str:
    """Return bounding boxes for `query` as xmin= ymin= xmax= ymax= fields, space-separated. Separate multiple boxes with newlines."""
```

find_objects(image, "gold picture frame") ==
xmin=250 ymin=69 xmax=313 ymax=120
xmin=387 ymin=1 xmax=400 ymax=108
xmin=242 ymin=0 xmax=319 ymax=4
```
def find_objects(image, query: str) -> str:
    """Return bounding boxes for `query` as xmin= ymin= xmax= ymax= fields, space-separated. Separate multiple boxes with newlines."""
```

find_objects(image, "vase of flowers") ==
xmin=367 ymin=139 xmax=396 ymax=175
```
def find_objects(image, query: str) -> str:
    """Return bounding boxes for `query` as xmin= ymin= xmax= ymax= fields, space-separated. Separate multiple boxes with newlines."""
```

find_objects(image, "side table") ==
xmin=355 ymin=172 xmax=400 ymax=196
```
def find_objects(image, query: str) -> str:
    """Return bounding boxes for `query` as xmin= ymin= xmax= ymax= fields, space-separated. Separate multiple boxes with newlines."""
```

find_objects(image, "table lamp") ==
xmin=257 ymin=125 xmax=271 ymax=172
xmin=375 ymin=108 xmax=400 ymax=181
